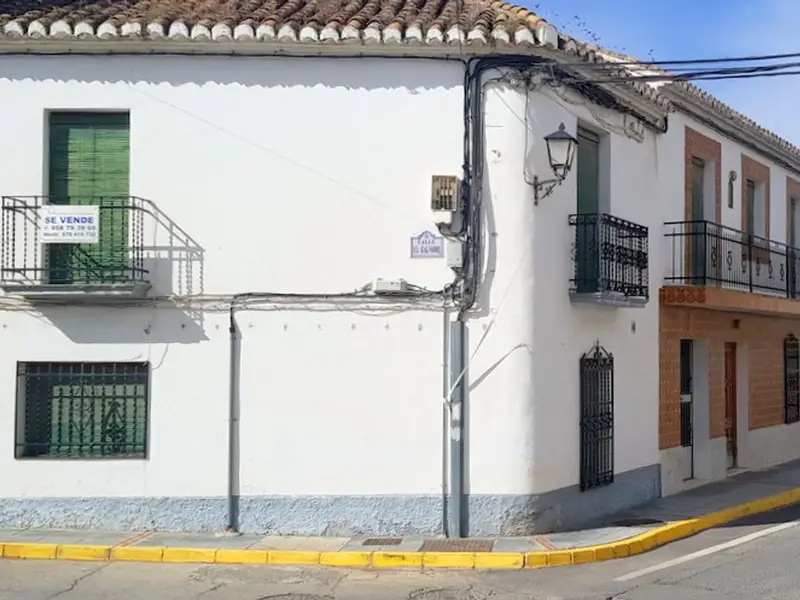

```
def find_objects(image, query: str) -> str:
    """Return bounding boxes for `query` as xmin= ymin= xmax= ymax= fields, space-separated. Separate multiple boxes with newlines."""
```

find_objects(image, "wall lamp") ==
xmin=533 ymin=123 xmax=579 ymax=205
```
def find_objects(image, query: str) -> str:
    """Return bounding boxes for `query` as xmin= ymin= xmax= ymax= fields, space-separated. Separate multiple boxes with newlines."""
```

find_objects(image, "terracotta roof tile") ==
xmin=0 ymin=0 xmax=560 ymax=46
xmin=0 ymin=1 xmax=669 ymax=119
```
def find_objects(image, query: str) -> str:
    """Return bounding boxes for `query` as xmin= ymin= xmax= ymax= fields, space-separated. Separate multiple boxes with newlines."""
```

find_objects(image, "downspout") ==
xmin=448 ymin=56 xmax=548 ymax=538
xmin=226 ymin=299 xmax=241 ymax=532
xmin=441 ymin=307 xmax=451 ymax=537
xmin=449 ymin=316 xmax=467 ymax=537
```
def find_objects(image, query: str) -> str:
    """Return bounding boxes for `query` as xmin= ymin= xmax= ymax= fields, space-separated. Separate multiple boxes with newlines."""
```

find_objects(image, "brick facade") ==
xmin=659 ymin=305 xmax=791 ymax=450
xmin=659 ymin=127 xmax=793 ymax=452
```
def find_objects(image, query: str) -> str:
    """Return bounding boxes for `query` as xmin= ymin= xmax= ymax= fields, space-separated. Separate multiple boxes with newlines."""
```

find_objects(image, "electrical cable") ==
xmin=563 ymin=58 xmax=800 ymax=86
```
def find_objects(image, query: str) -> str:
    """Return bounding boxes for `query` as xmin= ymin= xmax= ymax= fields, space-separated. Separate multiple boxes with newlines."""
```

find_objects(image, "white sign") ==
xmin=41 ymin=205 xmax=100 ymax=244
xmin=410 ymin=230 xmax=445 ymax=258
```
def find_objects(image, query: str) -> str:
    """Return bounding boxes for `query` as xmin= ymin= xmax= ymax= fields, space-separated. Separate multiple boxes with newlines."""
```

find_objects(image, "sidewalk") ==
xmin=4 ymin=460 xmax=800 ymax=569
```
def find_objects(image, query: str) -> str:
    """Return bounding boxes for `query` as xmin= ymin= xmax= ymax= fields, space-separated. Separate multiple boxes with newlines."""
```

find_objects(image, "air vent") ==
xmin=431 ymin=175 xmax=459 ymax=212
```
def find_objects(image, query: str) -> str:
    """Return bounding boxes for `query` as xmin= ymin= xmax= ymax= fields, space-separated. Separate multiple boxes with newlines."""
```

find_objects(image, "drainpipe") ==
xmin=449 ymin=316 xmax=467 ymax=537
xmin=226 ymin=302 xmax=241 ymax=532
xmin=441 ymin=308 xmax=451 ymax=537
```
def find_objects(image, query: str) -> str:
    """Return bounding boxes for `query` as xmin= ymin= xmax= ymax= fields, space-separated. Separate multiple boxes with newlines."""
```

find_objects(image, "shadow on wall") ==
xmin=0 ymin=54 xmax=462 ymax=91
xmin=38 ymin=198 xmax=207 ymax=344
xmin=37 ymin=305 xmax=207 ymax=345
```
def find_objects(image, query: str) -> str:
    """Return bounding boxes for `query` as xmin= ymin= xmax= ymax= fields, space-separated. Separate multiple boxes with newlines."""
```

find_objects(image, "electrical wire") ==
xmin=562 ymin=50 xmax=800 ymax=70
xmin=563 ymin=58 xmax=800 ymax=86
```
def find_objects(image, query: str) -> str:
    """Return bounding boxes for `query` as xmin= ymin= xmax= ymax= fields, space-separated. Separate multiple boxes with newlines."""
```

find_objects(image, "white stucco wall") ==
xmin=523 ymin=86 xmax=662 ymax=506
xmin=0 ymin=55 xmax=663 ymax=534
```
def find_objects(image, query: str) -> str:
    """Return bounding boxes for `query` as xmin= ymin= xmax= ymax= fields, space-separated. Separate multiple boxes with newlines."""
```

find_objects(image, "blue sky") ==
xmin=527 ymin=0 xmax=800 ymax=144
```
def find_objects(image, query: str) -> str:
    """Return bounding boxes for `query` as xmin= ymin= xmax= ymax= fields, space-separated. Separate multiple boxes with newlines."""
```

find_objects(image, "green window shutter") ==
xmin=47 ymin=113 xmax=130 ymax=284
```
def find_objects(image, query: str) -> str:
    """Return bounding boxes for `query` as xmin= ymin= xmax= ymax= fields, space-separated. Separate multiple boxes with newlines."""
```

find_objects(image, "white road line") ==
xmin=614 ymin=520 xmax=800 ymax=582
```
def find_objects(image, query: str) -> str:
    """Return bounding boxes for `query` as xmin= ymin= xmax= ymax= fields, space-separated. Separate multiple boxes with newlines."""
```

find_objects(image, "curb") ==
xmin=4 ymin=488 xmax=800 ymax=569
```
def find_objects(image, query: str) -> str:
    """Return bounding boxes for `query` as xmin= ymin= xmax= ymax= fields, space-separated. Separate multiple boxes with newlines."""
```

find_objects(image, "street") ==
xmin=4 ymin=504 xmax=800 ymax=600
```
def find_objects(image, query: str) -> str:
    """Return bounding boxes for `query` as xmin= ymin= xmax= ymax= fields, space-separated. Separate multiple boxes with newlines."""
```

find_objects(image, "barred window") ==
xmin=579 ymin=342 xmax=614 ymax=491
xmin=15 ymin=362 xmax=149 ymax=459
xmin=785 ymin=336 xmax=800 ymax=425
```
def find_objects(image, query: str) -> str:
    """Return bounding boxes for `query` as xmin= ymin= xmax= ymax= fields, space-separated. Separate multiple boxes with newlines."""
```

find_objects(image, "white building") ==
xmin=0 ymin=1 xmax=669 ymax=536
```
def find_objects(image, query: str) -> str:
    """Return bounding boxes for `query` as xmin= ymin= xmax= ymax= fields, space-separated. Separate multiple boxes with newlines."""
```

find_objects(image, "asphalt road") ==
xmin=4 ymin=504 xmax=800 ymax=600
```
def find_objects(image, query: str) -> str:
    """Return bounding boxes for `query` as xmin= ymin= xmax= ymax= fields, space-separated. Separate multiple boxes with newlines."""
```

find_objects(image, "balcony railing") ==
xmin=1 ymin=195 xmax=150 ymax=297
xmin=663 ymin=220 xmax=800 ymax=298
xmin=568 ymin=213 xmax=650 ymax=307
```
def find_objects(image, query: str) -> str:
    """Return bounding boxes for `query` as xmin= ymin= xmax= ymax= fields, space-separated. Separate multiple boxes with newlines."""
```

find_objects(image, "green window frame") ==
xmin=15 ymin=361 xmax=149 ymax=459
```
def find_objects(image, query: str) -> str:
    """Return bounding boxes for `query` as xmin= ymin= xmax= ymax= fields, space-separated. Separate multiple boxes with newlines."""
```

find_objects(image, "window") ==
xmin=745 ymin=179 xmax=757 ymax=236
xmin=47 ymin=112 xmax=131 ymax=285
xmin=784 ymin=336 xmax=800 ymax=424
xmin=15 ymin=362 xmax=149 ymax=459
xmin=579 ymin=342 xmax=614 ymax=491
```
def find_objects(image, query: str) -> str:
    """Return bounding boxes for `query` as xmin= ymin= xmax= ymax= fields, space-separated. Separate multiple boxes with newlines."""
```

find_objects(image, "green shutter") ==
xmin=576 ymin=128 xmax=600 ymax=215
xmin=47 ymin=113 xmax=130 ymax=284
xmin=575 ymin=128 xmax=601 ymax=293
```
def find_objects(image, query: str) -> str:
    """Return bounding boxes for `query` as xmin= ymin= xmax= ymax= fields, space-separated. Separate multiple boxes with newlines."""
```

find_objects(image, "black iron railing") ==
xmin=15 ymin=361 xmax=149 ymax=459
xmin=1 ymin=195 xmax=148 ymax=286
xmin=664 ymin=220 xmax=800 ymax=298
xmin=579 ymin=342 xmax=614 ymax=492
xmin=569 ymin=213 xmax=649 ymax=300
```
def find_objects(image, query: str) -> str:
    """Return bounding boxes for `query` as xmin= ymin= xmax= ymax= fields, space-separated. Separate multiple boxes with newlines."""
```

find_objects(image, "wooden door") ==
xmin=689 ymin=157 xmax=706 ymax=283
xmin=724 ymin=342 xmax=737 ymax=469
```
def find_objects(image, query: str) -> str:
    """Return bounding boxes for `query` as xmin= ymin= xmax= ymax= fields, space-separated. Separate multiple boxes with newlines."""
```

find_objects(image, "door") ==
xmin=47 ymin=112 xmax=130 ymax=285
xmin=689 ymin=157 xmax=706 ymax=284
xmin=724 ymin=342 xmax=738 ymax=469
xmin=679 ymin=339 xmax=694 ymax=480
xmin=575 ymin=127 xmax=601 ymax=293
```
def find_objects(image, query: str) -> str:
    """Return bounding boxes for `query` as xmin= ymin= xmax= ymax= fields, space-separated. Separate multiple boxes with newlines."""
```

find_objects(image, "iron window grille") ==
xmin=784 ymin=335 xmax=800 ymax=424
xmin=579 ymin=342 xmax=615 ymax=491
xmin=680 ymin=339 xmax=693 ymax=448
xmin=15 ymin=361 xmax=149 ymax=459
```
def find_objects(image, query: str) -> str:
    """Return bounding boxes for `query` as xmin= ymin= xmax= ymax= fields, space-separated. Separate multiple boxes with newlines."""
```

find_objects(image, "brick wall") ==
xmin=659 ymin=305 xmax=791 ymax=450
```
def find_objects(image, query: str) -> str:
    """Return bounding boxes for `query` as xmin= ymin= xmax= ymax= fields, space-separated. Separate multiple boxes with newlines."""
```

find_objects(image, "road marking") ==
xmin=614 ymin=520 xmax=800 ymax=582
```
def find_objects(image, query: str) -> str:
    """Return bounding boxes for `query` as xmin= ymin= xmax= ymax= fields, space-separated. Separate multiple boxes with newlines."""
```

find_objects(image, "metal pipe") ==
xmin=226 ymin=304 xmax=241 ymax=532
xmin=449 ymin=318 xmax=467 ymax=537
xmin=441 ymin=307 xmax=451 ymax=537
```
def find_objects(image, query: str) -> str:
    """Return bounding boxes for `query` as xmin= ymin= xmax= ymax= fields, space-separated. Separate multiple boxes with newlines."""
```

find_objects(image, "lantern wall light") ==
xmin=533 ymin=123 xmax=579 ymax=205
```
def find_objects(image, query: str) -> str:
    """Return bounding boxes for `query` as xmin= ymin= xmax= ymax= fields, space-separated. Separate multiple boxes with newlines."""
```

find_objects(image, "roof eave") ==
xmin=0 ymin=37 xmax=669 ymax=129
xmin=665 ymin=85 xmax=800 ymax=178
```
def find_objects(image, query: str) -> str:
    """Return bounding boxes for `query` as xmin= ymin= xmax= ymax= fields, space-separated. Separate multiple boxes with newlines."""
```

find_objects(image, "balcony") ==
xmin=1 ymin=195 xmax=151 ymax=302
xmin=568 ymin=213 xmax=650 ymax=308
xmin=663 ymin=221 xmax=800 ymax=315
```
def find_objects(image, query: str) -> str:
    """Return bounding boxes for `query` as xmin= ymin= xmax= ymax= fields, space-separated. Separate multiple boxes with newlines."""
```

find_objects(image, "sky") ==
xmin=526 ymin=0 xmax=800 ymax=145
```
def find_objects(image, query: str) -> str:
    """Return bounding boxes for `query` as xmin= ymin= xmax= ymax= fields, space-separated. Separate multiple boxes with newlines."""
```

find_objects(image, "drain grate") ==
xmin=419 ymin=539 xmax=494 ymax=552
xmin=362 ymin=537 xmax=402 ymax=546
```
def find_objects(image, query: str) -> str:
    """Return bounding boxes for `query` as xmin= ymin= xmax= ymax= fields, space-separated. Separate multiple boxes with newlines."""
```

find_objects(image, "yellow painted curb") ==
xmin=216 ymin=549 xmax=269 ymax=564
xmin=3 ymin=542 xmax=58 ymax=560
xmin=2 ymin=485 xmax=800 ymax=569
xmin=57 ymin=544 xmax=110 ymax=561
